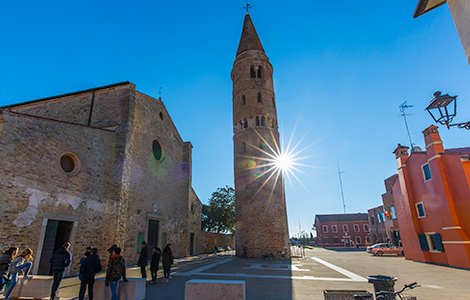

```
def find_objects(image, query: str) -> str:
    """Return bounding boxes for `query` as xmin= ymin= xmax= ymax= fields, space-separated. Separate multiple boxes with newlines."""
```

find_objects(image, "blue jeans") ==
xmin=110 ymin=281 xmax=118 ymax=300
xmin=4 ymin=261 xmax=32 ymax=297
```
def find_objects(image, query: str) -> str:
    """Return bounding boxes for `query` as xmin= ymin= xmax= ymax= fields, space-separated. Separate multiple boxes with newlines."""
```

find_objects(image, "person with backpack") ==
xmin=78 ymin=248 xmax=102 ymax=300
xmin=149 ymin=247 xmax=161 ymax=285
xmin=49 ymin=242 xmax=71 ymax=300
xmin=4 ymin=248 xmax=34 ymax=299
xmin=105 ymin=247 xmax=128 ymax=300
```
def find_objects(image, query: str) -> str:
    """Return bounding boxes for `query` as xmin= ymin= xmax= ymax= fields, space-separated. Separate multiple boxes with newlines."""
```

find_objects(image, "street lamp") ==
xmin=425 ymin=91 xmax=470 ymax=130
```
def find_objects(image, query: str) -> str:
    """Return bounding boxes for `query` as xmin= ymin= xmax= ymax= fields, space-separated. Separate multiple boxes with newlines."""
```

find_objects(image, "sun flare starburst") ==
xmin=235 ymin=124 xmax=320 ymax=202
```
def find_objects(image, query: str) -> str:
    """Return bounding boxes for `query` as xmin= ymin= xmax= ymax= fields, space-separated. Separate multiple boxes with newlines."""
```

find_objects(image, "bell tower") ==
xmin=231 ymin=12 xmax=290 ymax=258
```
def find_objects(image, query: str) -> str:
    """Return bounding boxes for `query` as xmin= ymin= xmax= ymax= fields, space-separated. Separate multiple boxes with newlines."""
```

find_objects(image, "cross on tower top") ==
xmin=242 ymin=2 xmax=251 ymax=13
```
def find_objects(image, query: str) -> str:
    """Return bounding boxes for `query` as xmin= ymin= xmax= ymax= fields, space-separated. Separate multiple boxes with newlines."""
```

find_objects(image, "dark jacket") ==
xmin=150 ymin=249 xmax=161 ymax=272
xmin=105 ymin=255 xmax=127 ymax=284
xmin=137 ymin=248 xmax=148 ymax=267
xmin=0 ymin=251 xmax=12 ymax=279
xmin=49 ymin=247 xmax=71 ymax=272
xmin=80 ymin=254 xmax=102 ymax=278
xmin=161 ymin=247 xmax=173 ymax=268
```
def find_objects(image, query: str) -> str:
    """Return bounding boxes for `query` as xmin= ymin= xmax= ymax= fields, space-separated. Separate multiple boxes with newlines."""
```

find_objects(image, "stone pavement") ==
xmin=18 ymin=247 xmax=470 ymax=299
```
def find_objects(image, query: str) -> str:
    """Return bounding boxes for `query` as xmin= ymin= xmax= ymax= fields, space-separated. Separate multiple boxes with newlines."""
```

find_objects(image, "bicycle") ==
xmin=354 ymin=282 xmax=420 ymax=300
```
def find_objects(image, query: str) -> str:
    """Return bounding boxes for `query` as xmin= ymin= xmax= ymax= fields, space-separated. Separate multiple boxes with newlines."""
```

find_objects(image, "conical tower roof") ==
xmin=236 ymin=13 xmax=265 ymax=56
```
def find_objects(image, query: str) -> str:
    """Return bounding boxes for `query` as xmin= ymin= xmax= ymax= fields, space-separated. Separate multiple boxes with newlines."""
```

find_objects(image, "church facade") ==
xmin=232 ymin=13 xmax=290 ymax=258
xmin=0 ymin=82 xmax=206 ymax=274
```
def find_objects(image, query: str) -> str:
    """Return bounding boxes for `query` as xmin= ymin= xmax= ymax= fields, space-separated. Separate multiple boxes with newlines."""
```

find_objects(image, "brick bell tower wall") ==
xmin=231 ymin=13 xmax=290 ymax=258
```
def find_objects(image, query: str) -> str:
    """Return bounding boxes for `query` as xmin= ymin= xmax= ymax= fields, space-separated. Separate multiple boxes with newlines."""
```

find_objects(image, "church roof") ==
xmin=236 ymin=13 xmax=265 ymax=57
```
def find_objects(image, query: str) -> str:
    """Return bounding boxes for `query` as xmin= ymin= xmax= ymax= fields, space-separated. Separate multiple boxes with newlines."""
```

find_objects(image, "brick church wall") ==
xmin=0 ymin=82 xmax=204 ymax=274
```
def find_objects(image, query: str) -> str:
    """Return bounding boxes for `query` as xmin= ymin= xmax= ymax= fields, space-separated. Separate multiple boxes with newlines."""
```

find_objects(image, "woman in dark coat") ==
xmin=161 ymin=244 xmax=173 ymax=282
xmin=137 ymin=241 xmax=149 ymax=279
xmin=149 ymin=247 xmax=161 ymax=285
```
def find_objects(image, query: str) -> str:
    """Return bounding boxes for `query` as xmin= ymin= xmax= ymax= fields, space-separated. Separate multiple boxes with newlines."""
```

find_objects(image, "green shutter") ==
xmin=434 ymin=233 xmax=445 ymax=252
xmin=137 ymin=232 xmax=144 ymax=253
xmin=418 ymin=234 xmax=429 ymax=251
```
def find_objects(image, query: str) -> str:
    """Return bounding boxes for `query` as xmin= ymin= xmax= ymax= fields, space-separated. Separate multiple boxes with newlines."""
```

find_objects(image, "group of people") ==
xmin=0 ymin=247 xmax=34 ymax=300
xmin=137 ymin=242 xmax=174 ymax=284
xmin=0 ymin=241 xmax=175 ymax=300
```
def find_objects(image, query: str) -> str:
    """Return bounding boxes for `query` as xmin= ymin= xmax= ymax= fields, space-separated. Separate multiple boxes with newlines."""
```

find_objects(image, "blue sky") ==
xmin=1 ymin=1 xmax=469 ymax=237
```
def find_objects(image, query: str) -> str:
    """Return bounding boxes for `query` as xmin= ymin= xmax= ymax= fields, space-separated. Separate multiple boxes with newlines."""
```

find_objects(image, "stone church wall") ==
xmin=11 ymin=83 xmax=132 ymax=128
xmin=199 ymin=232 xmax=235 ymax=254
xmin=0 ymin=82 xmax=204 ymax=274
xmin=0 ymin=110 xmax=120 ymax=274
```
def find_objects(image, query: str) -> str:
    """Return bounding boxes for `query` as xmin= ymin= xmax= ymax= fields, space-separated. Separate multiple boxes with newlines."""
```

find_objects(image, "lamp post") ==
xmin=425 ymin=91 xmax=470 ymax=130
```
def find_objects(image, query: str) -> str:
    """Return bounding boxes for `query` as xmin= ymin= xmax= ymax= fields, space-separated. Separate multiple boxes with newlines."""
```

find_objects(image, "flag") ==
xmin=384 ymin=207 xmax=390 ymax=217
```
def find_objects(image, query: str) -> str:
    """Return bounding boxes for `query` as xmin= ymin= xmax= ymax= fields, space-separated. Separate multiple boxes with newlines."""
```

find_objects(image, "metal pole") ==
xmin=337 ymin=161 xmax=346 ymax=213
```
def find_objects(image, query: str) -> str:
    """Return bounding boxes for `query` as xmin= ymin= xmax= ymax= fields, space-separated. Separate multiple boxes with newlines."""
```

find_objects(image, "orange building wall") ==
xmin=392 ymin=126 xmax=470 ymax=269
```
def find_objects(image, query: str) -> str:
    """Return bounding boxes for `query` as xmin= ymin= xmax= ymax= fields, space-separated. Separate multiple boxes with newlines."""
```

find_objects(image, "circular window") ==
xmin=59 ymin=153 xmax=81 ymax=175
xmin=152 ymin=140 xmax=164 ymax=161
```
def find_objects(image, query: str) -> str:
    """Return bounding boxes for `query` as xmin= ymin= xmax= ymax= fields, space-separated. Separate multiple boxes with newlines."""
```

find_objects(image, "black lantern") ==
xmin=425 ymin=91 xmax=457 ymax=129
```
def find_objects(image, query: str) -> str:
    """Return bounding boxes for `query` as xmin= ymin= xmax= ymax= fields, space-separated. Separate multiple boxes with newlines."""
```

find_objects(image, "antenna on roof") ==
xmin=399 ymin=101 xmax=415 ymax=150
xmin=337 ymin=160 xmax=346 ymax=214
xmin=243 ymin=1 xmax=251 ymax=13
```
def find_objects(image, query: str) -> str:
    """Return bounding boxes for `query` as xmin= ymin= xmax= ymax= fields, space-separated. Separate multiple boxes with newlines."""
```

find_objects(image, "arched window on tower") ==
xmin=242 ymin=95 xmax=246 ymax=105
xmin=242 ymin=142 xmax=246 ymax=154
xmin=258 ymin=93 xmax=262 ymax=103
xmin=271 ymin=121 xmax=275 ymax=129
xmin=250 ymin=66 xmax=256 ymax=78
xmin=261 ymin=116 xmax=266 ymax=126
xmin=256 ymin=116 xmax=260 ymax=126
xmin=257 ymin=66 xmax=262 ymax=78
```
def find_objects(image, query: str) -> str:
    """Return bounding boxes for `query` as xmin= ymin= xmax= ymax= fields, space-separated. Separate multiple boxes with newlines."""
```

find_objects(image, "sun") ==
xmin=275 ymin=153 xmax=293 ymax=171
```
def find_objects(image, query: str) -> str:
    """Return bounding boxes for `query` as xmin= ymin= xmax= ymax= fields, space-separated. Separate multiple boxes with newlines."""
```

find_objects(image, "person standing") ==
xmin=161 ymin=244 xmax=173 ymax=283
xmin=0 ymin=247 xmax=18 ymax=292
xmin=105 ymin=247 xmax=128 ymax=300
xmin=149 ymin=247 xmax=161 ymax=285
xmin=78 ymin=247 xmax=92 ymax=281
xmin=49 ymin=242 xmax=71 ymax=300
xmin=78 ymin=248 xmax=101 ymax=300
xmin=137 ymin=241 xmax=149 ymax=280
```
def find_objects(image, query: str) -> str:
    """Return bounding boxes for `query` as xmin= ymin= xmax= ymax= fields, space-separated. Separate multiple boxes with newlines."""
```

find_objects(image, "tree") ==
xmin=201 ymin=186 xmax=235 ymax=233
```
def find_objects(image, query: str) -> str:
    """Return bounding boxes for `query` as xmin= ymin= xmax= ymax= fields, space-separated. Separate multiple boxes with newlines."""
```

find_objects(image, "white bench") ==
xmin=185 ymin=279 xmax=246 ymax=300
xmin=93 ymin=278 xmax=146 ymax=300
xmin=7 ymin=275 xmax=53 ymax=299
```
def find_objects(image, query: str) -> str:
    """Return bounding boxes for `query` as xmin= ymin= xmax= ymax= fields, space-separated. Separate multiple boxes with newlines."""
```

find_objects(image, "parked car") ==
xmin=366 ymin=243 xmax=404 ymax=256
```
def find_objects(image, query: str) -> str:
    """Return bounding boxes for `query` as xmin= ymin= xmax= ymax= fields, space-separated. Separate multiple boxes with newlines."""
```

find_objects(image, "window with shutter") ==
xmin=418 ymin=234 xmax=429 ymax=251
xmin=433 ymin=233 xmax=445 ymax=252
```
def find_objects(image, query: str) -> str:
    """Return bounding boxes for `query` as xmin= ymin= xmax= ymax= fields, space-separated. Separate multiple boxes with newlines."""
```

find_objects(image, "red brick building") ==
xmin=392 ymin=125 xmax=470 ymax=269
xmin=314 ymin=213 xmax=370 ymax=248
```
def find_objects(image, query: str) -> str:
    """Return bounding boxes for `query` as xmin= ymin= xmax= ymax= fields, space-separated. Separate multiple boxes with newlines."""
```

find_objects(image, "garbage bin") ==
xmin=367 ymin=275 xmax=397 ymax=300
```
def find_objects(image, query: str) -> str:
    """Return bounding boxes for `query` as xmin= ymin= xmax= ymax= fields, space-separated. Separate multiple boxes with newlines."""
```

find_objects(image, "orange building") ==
xmin=392 ymin=125 xmax=470 ymax=269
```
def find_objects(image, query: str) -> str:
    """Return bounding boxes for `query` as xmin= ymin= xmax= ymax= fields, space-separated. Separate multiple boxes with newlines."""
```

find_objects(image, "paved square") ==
xmin=48 ymin=247 xmax=470 ymax=300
